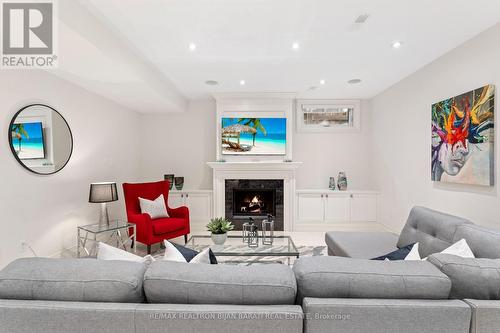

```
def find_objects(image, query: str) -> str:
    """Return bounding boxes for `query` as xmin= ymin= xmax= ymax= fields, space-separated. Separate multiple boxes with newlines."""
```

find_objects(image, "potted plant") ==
xmin=206 ymin=217 xmax=234 ymax=245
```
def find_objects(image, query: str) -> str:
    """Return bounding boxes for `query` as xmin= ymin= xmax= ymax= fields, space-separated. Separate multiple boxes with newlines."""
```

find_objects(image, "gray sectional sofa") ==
xmin=0 ymin=206 xmax=499 ymax=333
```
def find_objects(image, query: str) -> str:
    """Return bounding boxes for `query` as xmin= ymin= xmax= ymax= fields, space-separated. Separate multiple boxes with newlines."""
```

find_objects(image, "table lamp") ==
xmin=89 ymin=182 xmax=118 ymax=226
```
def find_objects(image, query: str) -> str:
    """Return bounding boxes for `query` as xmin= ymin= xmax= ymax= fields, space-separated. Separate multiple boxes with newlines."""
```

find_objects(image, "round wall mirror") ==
xmin=9 ymin=104 xmax=73 ymax=175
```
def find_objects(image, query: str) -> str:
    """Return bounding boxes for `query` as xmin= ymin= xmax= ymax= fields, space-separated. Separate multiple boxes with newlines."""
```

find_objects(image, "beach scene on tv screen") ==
xmin=221 ymin=118 xmax=286 ymax=155
xmin=11 ymin=122 xmax=45 ymax=160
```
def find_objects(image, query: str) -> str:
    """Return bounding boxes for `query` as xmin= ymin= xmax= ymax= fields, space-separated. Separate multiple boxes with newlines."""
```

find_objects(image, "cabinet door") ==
xmin=324 ymin=194 xmax=350 ymax=223
xmin=350 ymin=194 xmax=377 ymax=222
xmin=185 ymin=193 xmax=212 ymax=222
xmin=297 ymin=194 xmax=324 ymax=222
xmin=168 ymin=192 xmax=185 ymax=209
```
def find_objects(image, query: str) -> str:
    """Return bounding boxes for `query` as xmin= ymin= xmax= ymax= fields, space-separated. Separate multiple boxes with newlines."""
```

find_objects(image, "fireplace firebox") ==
xmin=225 ymin=179 xmax=284 ymax=231
xmin=232 ymin=189 xmax=276 ymax=218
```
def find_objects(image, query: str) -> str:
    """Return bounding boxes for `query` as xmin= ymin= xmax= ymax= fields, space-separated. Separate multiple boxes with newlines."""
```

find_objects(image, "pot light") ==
xmin=188 ymin=42 xmax=197 ymax=51
xmin=239 ymin=80 xmax=246 ymax=86
xmin=347 ymin=78 xmax=362 ymax=84
xmin=391 ymin=41 xmax=402 ymax=49
xmin=292 ymin=42 xmax=300 ymax=50
xmin=319 ymin=79 xmax=326 ymax=85
xmin=205 ymin=80 xmax=218 ymax=85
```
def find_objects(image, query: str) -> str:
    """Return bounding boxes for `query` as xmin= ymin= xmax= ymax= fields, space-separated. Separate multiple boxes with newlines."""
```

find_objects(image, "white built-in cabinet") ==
xmin=168 ymin=190 xmax=213 ymax=231
xmin=295 ymin=190 xmax=378 ymax=226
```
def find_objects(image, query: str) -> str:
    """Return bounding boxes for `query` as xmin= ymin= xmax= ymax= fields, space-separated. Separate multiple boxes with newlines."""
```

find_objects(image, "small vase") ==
xmin=174 ymin=176 xmax=184 ymax=190
xmin=329 ymin=177 xmax=336 ymax=190
xmin=164 ymin=174 xmax=174 ymax=190
xmin=211 ymin=233 xmax=227 ymax=245
xmin=337 ymin=172 xmax=348 ymax=191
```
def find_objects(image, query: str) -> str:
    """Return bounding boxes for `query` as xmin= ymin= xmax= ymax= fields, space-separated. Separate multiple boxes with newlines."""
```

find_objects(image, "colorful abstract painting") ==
xmin=432 ymin=85 xmax=495 ymax=186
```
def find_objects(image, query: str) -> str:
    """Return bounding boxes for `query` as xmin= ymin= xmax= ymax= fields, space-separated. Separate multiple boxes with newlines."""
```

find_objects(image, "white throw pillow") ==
xmin=97 ymin=242 xmax=155 ymax=264
xmin=139 ymin=194 xmax=169 ymax=219
xmin=162 ymin=240 xmax=187 ymax=262
xmin=404 ymin=242 xmax=421 ymax=260
xmin=190 ymin=248 xmax=211 ymax=264
xmin=162 ymin=240 xmax=211 ymax=264
xmin=427 ymin=238 xmax=475 ymax=259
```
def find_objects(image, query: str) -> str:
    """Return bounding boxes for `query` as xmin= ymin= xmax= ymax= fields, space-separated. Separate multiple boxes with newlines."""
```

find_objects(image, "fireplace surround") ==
xmin=225 ymin=179 xmax=284 ymax=230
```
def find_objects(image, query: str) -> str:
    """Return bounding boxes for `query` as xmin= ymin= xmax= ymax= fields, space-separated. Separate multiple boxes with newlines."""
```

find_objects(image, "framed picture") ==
xmin=431 ymin=84 xmax=495 ymax=186
xmin=221 ymin=117 xmax=286 ymax=155
xmin=296 ymin=99 xmax=361 ymax=133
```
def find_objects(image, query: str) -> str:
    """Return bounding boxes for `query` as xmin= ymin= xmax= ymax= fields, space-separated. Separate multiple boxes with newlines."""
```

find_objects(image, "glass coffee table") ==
xmin=185 ymin=235 xmax=299 ymax=264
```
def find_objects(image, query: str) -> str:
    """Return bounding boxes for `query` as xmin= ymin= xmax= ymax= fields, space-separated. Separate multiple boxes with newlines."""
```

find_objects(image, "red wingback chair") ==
xmin=123 ymin=180 xmax=190 ymax=254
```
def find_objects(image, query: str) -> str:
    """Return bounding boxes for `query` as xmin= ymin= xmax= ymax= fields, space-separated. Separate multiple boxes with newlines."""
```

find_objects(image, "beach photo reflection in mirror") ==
xmin=9 ymin=104 xmax=73 ymax=175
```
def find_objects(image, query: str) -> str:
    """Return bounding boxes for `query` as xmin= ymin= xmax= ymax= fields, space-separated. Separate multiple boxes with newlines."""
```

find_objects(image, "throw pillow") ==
xmin=139 ymin=194 xmax=169 ymax=219
xmin=97 ymin=242 xmax=155 ymax=264
xmin=371 ymin=244 xmax=414 ymax=261
xmin=422 ymin=238 xmax=475 ymax=260
xmin=163 ymin=240 xmax=187 ymax=262
xmin=404 ymin=242 xmax=421 ymax=260
xmin=163 ymin=240 xmax=215 ymax=264
xmin=190 ymin=248 xmax=211 ymax=264
xmin=171 ymin=242 xmax=218 ymax=264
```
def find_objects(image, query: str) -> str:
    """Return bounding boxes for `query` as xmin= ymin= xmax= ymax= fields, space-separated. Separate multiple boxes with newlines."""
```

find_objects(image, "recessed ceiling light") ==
xmin=205 ymin=80 xmax=218 ymax=85
xmin=188 ymin=42 xmax=197 ymax=51
xmin=347 ymin=79 xmax=362 ymax=84
xmin=239 ymin=80 xmax=246 ymax=86
xmin=391 ymin=41 xmax=402 ymax=49
xmin=319 ymin=79 xmax=326 ymax=85
xmin=292 ymin=42 xmax=300 ymax=50
xmin=354 ymin=14 xmax=370 ymax=24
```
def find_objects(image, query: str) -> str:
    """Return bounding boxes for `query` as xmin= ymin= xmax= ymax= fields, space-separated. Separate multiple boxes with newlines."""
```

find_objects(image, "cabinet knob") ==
xmin=350 ymin=194 xmax=353 ymax=198
xmin=326 ymin=194 xmax=328 ymax=198
xmin=186 ymin=194 xmax=189 ymax=198
xmin=181 ymin=194 xmax=184 ymax=198
xmin=321 ymin=194 xmax=324 ymax=198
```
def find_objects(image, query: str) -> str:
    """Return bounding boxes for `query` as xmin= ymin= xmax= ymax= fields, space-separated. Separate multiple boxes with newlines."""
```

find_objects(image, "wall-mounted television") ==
xmin=221 ymin=118 xmax=286 ymax=155
xmin=10 ymin=122 xmax=45 ymax=160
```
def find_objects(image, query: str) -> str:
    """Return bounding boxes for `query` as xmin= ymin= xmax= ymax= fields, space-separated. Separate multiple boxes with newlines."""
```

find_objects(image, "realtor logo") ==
xmin=1 ymin=1 xmax=57 ymax=68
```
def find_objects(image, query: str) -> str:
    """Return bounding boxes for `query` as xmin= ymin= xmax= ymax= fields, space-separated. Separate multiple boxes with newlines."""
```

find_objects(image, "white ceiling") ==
xmin=78 ymin=0 xmax=500 ymax=103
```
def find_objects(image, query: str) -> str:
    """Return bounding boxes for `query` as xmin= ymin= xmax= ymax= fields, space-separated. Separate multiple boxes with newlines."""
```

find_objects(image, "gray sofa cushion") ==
xmin=428 ymin=253 xmax=500 ymax=300
xmin=397 ymin=206 xmax=471 ymax=258
xmin=144 ymin=261 xmax=296 ymax=305
xmin=0 ymin=258 xmax=146 ymax=303
xmin=464 ymin=299 xmax=500 ymax=333
xmin=293 ymin=256 xmax=451 ymax=303
xmin=453 ymin=224 xmax=500 ymax=259
xmin=325 ymin=231 xmax=399 ymax=259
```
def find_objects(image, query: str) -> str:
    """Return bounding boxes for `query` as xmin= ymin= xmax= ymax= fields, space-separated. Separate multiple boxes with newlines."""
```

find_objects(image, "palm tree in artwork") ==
xmin=237 ymin=118 xmax=267 ymax=146
xmin=11 ymin=124 xmax=28 ymax=152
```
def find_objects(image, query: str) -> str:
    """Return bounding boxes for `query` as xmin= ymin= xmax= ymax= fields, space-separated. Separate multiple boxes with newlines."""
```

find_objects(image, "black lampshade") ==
xmin=89 ymin=182 xmax=118 ymax=203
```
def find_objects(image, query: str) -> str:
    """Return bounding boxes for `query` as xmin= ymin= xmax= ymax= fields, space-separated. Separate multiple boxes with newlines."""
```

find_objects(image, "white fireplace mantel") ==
xmin=207 ymin=161 xmax=302 ymax=231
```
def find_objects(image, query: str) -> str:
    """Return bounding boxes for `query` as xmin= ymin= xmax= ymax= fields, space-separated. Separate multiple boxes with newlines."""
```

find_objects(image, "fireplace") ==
xmin=225 ymin=179 xmax=284 ymax=231
xmin=232 ymin=189 xmax=276 ymax=218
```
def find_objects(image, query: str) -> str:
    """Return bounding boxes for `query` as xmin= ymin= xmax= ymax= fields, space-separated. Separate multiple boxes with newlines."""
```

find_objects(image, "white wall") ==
xmin=370 ymin=23 xmax=500 ymax=232
xmin=0 ymin=70 xmax=141 ymax=268
xmin=139 ymin=100 xmax=216 ymax=189
xmin=139 ymin=99 xmax=375 ymax=190
xmin=294 ymin=100 xmax=374 ymax=189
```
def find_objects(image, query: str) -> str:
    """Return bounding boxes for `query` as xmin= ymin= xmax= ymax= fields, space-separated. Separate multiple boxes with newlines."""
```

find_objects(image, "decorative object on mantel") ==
xmin=329 ymin=177 xmax=336 ymax=190
xmin=164 ymin=174 xmax=174 ymax=189
xmin=431 ymin=84 xmax=495 ymax=186
xmin=262 ymin=214 xmax=275 ymax=245
xmin=242 ymin=217 xmax=259 ymax=247
xmin=89 ymin=182 xmax=119 ymax=226
xmin=174 ymin=176 xmax=184 ymax=190
xmin=206 ymin=217 xmax=234 ymax=245
xmin=337 ymin=172 xmax=348 ymax=191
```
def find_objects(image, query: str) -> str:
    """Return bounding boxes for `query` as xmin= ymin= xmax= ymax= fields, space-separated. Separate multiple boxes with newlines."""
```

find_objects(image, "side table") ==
xmin=77 ymin=220 xmax=136 ymax=257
